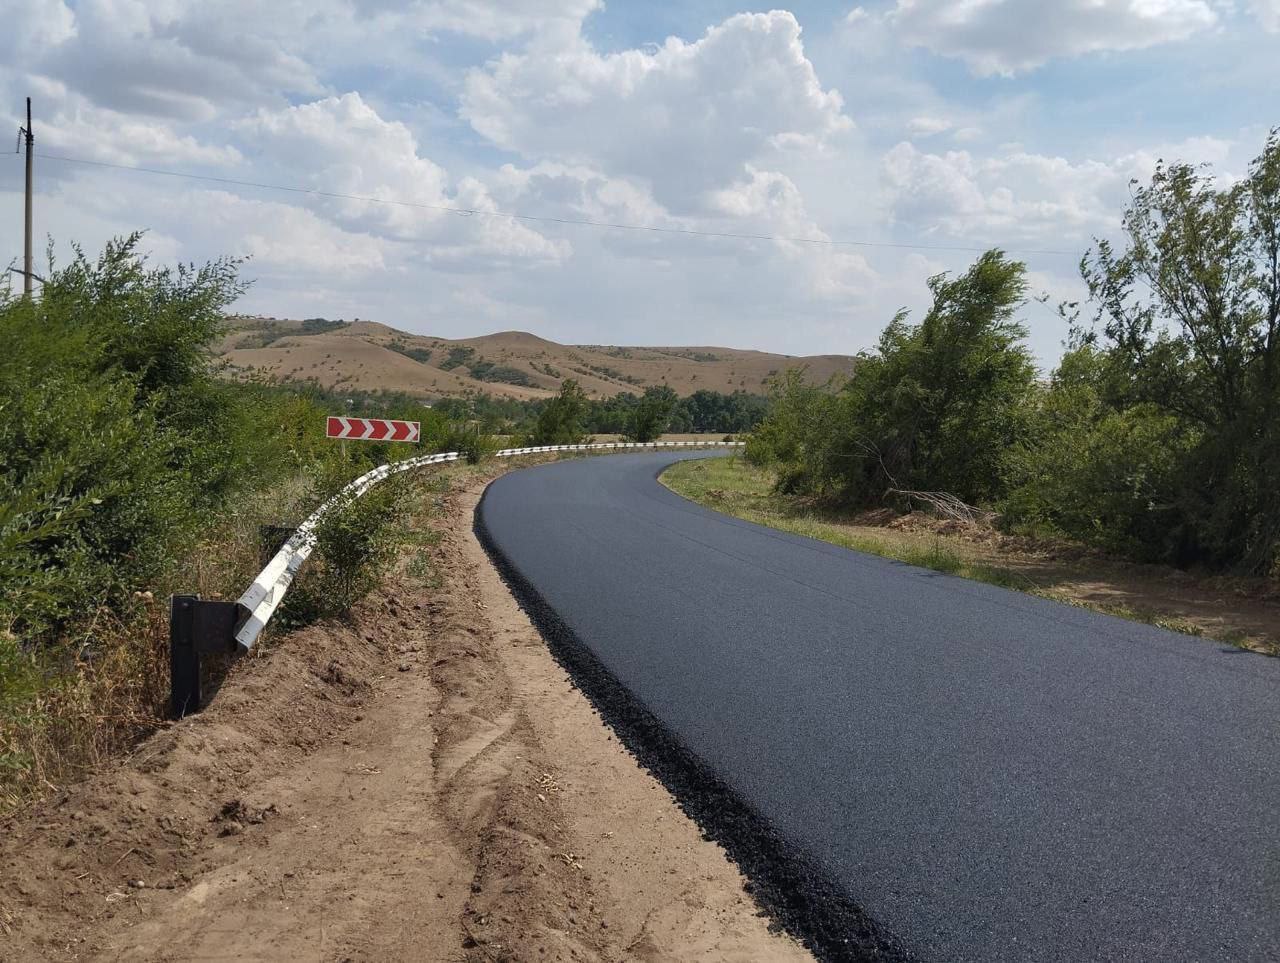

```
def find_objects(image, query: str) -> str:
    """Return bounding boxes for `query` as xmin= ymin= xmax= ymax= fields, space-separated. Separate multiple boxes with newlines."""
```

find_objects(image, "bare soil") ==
xmin=0 ymin=465 xmax=808 ymax=962
xmin=216 ymin=316 xmax=855 ymax=401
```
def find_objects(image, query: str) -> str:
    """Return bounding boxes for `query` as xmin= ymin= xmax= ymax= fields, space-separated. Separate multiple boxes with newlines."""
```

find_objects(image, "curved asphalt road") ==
xmin=477 ymin=451 xmax=1280 ymax=962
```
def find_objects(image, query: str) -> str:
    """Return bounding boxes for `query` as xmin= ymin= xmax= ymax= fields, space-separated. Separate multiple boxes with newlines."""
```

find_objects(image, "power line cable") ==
xmin=30 ymin=150 xmax=1083 ymax=258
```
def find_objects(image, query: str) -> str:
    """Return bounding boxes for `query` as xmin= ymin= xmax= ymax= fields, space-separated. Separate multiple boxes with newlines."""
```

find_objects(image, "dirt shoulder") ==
xmin=663 ymin=456 xmax=1280 ymax=656
xmin=0 ymin=461 xmax=808 ymax=962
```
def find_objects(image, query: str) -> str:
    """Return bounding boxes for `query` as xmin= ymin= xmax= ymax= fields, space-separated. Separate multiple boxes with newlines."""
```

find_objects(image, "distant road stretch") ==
xmin=477 ymin=451 xmax=1280 ymax=962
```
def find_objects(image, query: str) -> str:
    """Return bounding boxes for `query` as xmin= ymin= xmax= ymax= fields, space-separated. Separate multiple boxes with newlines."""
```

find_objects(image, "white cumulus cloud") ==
xmin=884 ymin=0 xmax=1219 ymax=75
xmin=461 ymin=11 xmax=852 ymax=210
xmin=237 ymin=93 xmax=567 ymax=264
xmin=880 ymin=136 xmax=1236 ymax=244
xmin=1249 ymin=0 xmax=1280 ymax=30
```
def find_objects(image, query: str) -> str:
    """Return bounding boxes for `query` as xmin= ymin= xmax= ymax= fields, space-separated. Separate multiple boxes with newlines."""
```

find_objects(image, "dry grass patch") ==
xmin=2 ymin=476 xmax=335 ymax=815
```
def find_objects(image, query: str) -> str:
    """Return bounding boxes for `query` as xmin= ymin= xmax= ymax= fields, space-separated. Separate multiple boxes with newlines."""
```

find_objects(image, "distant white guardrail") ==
xmin=169 ymin=440 xmax=742 ymax=716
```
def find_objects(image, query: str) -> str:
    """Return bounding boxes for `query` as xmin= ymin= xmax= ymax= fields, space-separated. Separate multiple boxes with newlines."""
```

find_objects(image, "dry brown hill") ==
xmin=217 ymin=316 xmax=856 ymax=400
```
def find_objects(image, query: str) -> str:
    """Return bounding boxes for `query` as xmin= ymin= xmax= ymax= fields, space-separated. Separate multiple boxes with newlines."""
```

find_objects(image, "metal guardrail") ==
xmin=169 ymin=440 xmax=742 ymax=717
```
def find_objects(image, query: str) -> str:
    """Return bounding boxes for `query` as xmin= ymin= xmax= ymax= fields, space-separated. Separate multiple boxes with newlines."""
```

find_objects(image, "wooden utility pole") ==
xmin=20 ymin=97 xmax=33 ymax=297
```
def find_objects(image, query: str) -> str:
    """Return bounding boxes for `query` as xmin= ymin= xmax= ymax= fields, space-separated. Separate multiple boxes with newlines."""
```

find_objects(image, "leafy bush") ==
xmin=0 ymin=235 xmax=246 ymax=634
xmin=1043 ymin=129 xmax=1280 ymax=571
xmin=441 ymin=423 xmax=498 ymax=464
xmin=744 ymin=368 xmax=841 ymax=492
xmin=624 ymin=386 xmax=679 ymax=442
xmin=387 ymin=340 xmax=433 ymax=364
xmin=527 ymin=379 xmax=589 ymax=445
xmin=1003 ymin=347 xmax=1193 ymax=559
xmin=468 ymin=359 xmax=536 ymax=386
xmin=0 ymin=236 xmax=512 ymax=809
xmin=750 ymin=250 xmax=1037 ymax=506
xmin=438 ymin=346 xmax=476 ymax=370
xmin=284 ymin=465 xmax=409 ymax=621
xmin=745 ymin=132 xmax=1280 ymax=576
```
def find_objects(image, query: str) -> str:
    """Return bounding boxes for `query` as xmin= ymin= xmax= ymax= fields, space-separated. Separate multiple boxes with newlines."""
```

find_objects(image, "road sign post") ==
xmin=326 ymin=417 xmax=421 ymax=443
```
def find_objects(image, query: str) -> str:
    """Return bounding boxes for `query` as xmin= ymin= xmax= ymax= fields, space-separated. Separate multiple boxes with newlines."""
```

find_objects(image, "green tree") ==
xmin=1067 ymin=129 xmax=1280 ymax=570
xmin=755 ymin=250 xmax=1037 ymax=506
xmin=1003 ymin=346 xmax=1190 ymax=559
xmin=528 ymin=378 xmax=589 ymax=445
xmin=625 ymin=386 xmax=678 ymax=442
xmin=1 ymin=235 xmax=247 ymax=633
xmin=744 ymin=368 xmax=840 ymax=493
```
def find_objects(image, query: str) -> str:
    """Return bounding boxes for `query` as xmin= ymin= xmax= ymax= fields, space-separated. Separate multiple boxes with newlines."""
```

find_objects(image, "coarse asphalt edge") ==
xmin=473 ymin=461 xmax=918 ymax=963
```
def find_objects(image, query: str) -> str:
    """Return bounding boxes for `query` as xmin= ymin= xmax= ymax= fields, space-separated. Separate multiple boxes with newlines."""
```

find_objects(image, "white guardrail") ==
xmin=170 ymin=440 xmax=742 ymax=716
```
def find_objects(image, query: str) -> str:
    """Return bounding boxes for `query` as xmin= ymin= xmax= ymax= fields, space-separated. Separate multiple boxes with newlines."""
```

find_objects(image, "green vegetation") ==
xmin=625 ymin=386 xmax=679 ymax=442
xmin=578 ymin=387 xmax=766 ymax=436
xmin=747 ymin=250 xmax=1036 ymax=504
xmin=431 ymin=392 xmax=542 ymax=430
xmin=527 ymin=379 xmax=590 ymax=445
xmin=661 ymin=349 xmax=722 ymax=363
xmin=431 ymin=386 xmax=770 ymax=438
xmin=669 ymin=389 xmax=768 ymax=434
xmin=236 ymin=316 xmax=346 ymax=348
xmin=426 ymin=343 xmax=537 ymax=386
xmin=444 ymin=423 xmax=500 ymax=464
xmin=467 ymin=358 xmax=536 ymax=387
xmin=438 ymin=345 xmax=476 ymax=370
xmin=386 ymin=340 xmax=433 ymax=364
xmin=662 ymin=458 xmax=1030 ymax=590
xmin=569 ymin=357 xmax=645 ymax=385
xmin=3 ymin=236 xmax=249 ymax=635
xmin=746 ymin=131 xmax=1280 ymax=579
xmin=283 ymin=465 xmax=411 ymax=623
xmin=0 ymin=237 xmax=492 ymax=809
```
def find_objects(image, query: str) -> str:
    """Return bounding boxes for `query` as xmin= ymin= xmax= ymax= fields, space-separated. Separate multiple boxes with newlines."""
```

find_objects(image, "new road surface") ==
xmin=476 ymin=451 xmax=1280 ymax=962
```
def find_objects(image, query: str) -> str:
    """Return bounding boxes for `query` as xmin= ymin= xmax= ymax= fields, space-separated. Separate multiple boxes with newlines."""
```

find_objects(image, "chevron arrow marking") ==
xmin=326 ymin=416 xmax=421 ymax=443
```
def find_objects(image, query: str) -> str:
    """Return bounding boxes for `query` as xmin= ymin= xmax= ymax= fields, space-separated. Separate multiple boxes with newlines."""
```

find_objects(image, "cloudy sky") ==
xmin=1 ymin=1 xmax=1276 ymax=364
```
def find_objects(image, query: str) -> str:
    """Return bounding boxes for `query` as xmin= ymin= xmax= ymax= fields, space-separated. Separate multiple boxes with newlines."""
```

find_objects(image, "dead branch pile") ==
xmin=887 ymin=489 xmax=997 ymax=528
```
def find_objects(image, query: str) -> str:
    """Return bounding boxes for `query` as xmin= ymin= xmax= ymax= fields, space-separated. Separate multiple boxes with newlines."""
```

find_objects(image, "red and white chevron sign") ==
xmin=326 ymin=416 xmax=420 ymax=443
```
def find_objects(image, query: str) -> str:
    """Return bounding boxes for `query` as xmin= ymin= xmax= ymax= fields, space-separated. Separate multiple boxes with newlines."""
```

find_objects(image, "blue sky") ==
xmin=1 ymin=0 xmax=1277 ymax=366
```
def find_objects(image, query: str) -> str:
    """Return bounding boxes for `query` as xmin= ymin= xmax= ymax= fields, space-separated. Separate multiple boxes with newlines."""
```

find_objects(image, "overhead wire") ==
xmin=28 ymin=150 xmax=1083 ymax=258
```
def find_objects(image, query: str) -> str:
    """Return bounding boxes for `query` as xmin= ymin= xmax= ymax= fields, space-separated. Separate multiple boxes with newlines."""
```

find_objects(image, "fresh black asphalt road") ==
xmin=477 ymin=451 xmax=1280 ymax=961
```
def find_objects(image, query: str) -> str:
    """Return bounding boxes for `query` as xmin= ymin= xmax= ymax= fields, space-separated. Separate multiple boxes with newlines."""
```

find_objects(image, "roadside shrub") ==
xmin=283 ymin=466 xmax=409 ymax=623
xmin=442 ymin=423 xmax=499 ymax=464
xmin=744 ymin=368 xmax=840 ymax=493
xmin=751 ymin=251 xmax=1037 ymax=506
xmin=0 ymin=235 xmax=246 ymax=636
xmin=0 ymin=236 xmax=503 ymax=809
xmin=744 ymin=132 xmax=1280 ymax=576
xmin=527 ymin=379 xmax=589 ymax=445
xmin=624 ymin=386 xmax=678 ymax=442
xmin=1052 ymin=129 xmax=1280 ymax=571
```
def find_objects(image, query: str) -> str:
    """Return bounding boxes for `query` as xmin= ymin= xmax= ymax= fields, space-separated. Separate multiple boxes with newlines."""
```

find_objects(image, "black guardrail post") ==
xmin=169 ymin=595 xmax=245 ymax=719
xmin=170 ymin=595 xmax=199 ymax=719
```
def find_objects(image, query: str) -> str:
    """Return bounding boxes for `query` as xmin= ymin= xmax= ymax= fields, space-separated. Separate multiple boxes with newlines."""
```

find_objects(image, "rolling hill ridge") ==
xmin=217 ymin=316 xmax=857 ymax=400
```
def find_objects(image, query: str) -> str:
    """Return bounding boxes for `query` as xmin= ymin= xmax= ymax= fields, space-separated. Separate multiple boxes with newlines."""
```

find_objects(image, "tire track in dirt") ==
xmin=422 ymin=551 xmax=613 ymax=961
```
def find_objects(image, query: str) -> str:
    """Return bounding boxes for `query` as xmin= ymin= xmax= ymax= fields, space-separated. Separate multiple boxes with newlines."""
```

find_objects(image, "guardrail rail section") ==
xmin=169 ymin=440 xmax=742 ymax=717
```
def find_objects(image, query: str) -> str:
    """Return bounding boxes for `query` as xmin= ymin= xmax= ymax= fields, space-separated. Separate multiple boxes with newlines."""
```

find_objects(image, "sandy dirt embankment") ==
xmin=1 ymin=463 xmax=808 ymax=962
